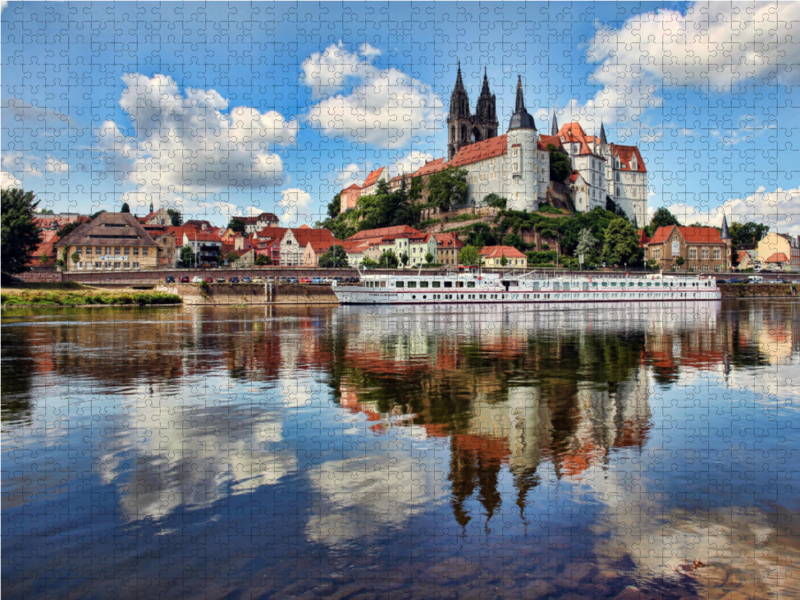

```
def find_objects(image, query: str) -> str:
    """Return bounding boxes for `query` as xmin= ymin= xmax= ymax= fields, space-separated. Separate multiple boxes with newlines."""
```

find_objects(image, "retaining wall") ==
xmin=155 ymin=283 xmax=338 ymax=305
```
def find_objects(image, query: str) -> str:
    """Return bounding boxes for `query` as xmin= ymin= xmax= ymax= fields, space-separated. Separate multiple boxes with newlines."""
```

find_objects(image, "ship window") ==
xmin=646 ymin=283 xmax=652 ymax=287
xmin=444 ymin=281 xmax=452 ymax=288
xmin=419 ymin=281 xmax=428 ymax=288
xmin=467 ymin=281 xmax=475 ymax=288
xmin=456 ymin=282 xmax=464 ymax=288
xmin=381 ymin=282 xmax=386 ymax=288
xmin=432 ymin=281 xmax=440 ymax=288
xmin=408 ymin=281 xmax=417 ymax=288
xmin=396 ymin=281 xmax=404 ymax=288
xmin=655 ymin=283 xmax=660 ymax=287
xmin=638 ymin=282 xmax=643 ymax=287
xmin=611 ymin=282 xmax=616 ymax=287
xmin=602 ymin=282 xmax=608 ymax=287
xmin=592 ymin=283 xmax=598 ymax=287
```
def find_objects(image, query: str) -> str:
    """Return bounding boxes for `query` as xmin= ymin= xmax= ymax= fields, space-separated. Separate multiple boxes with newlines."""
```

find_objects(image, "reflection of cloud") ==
xmin=98 ymin=387 xmax=295 ymax=521
xmin=305 ymin=428 xmax=443 ymax=547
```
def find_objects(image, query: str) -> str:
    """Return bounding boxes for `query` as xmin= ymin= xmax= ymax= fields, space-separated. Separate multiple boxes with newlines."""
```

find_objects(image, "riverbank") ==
xmin=719 ymin=283 xmax=798 ymax=298
xmin=1 ymin=285 xmax=182 ymax=306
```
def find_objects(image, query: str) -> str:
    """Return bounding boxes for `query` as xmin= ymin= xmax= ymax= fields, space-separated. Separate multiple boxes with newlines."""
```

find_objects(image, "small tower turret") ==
xmin=447 ymin=61 xmax=473 ymax=160
xmin=720 ymin=214 xmax=731 ymax=240
xmin=550 ymin=107 xmax=559 ymax=136
xmin=508 ymin=76 xmax=536 ymax=131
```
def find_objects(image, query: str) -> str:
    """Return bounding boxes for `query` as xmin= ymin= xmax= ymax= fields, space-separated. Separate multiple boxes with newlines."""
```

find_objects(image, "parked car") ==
xmin=323 ymin=277 xmax=333 ymax=284
xmin=165 ymin=275 xmax=175 ymax=283
xmin=278 ymin=276 xmax=288 ymax=283
xmin=311 ymin=277 xmax=324 ymax=284
xmin=288 ymin=277 xmax=299 ymax=284
xmin=216 ymin=277 xmax=226 ymax=283
xmin=180 ymin=276 xmax=190 ymax=283
xmin=772 ymin=277 xmax=787 ymax=284
xmin=192 ymin=276 xmax=204 ymax=283
xmin=747 ymin=276 xmax=764 ymax=284
xmin=334 ymin=277 xmax=344 ymax=283
xmin=299 ymin=277 xmax=312 ymax=283
xmin=728 ymin=278 xmax=742 ymax=284
xmin=241 ymin=276 xmax=252 ymax=283
xmin=204 ymin=277 xmax=214 ymax=283
xmin=229 ymin=276 xmax=240 ymax=284
xmin=252 ymin=276 xmax=264 ymax=283
xmin=266 ymin=276 xmax=274 ymax=282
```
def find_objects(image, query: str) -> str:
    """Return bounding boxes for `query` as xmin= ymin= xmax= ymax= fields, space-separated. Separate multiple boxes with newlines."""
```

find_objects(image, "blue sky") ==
xmin=2 ymin=1 xmax=800 ymax=233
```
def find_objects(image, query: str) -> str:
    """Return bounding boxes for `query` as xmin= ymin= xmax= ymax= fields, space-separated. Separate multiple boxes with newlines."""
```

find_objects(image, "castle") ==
xmin=340 ymin=66 xmax=648 ymax=225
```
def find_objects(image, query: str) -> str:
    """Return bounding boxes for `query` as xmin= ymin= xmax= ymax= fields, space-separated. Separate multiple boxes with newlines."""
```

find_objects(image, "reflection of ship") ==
xmin=334 ymin=267 xmax=721 ymax=304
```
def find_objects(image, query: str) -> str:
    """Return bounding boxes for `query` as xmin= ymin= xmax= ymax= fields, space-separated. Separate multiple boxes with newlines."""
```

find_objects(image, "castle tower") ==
xmin=473 ymin=67 xmax=498 ymax=142
xmin=448 ymin=62 xmax=473 ymax=160
xmin=506 ymin=76 xmax=540 ymax=213
xmin=508 ymin=75 xmax=536 ymax=131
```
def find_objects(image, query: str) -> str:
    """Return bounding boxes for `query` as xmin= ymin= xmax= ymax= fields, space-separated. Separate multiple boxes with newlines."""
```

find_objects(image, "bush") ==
xmin=537 ymin=204 xmax=562 ymax=214
xmin=526 ymin=251 xmax=558 ymax=265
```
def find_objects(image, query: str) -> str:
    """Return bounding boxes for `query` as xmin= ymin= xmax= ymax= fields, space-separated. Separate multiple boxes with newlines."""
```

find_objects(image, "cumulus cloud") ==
xmin=1 ymin=170 xmax=22 ymax=188
xmin=391 ymin=150 xmax=435 ymax=177
xmin=330 ymin=162 xmax=366 ymax=190
xmin=1 ymin=151 xmax=69 ymax=181
xmin=304 ymin=42 xmax=443 ymax=149
xmin=652 ymin=186 xmax=800 ymax=236
xmin=98 ymin=73 xmax=298 ymax=212
xmin=278 ymin=188 xmax=314 ymax=225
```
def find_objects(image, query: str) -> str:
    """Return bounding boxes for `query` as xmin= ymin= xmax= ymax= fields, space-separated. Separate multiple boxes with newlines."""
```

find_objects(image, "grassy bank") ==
xmin=2 ymin=288 xmax=182 ymax=306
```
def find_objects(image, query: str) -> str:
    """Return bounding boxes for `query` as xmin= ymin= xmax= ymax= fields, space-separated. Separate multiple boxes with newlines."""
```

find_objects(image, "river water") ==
xmin=2 ymin=300 xmax=799 ymax=600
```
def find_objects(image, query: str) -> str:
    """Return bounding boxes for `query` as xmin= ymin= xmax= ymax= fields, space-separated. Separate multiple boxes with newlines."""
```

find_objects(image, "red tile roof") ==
xmin=292 ymin=227 xmax=334 ymax=248
xmin=479 ymin=245 xmax=527 ymax=259
xmin=450 ymin=134 xmax=508 ymax=167
xmin=347 ymin=225 xmax=421 ymax=243
xmin=362 ymin=167 xmax=385 ymax=188
xmin=343 ymin=184 xmax=361 ymax=191
xmin=537 ymin=134 xmax=565 ymax=152
xmin=737 ymin=251 xmax=751 ymax=263
xmin=190 ymin=231 xmax=223 ymax=242
xmin=637 ymin=230 xmax=649 ymax=248
xmin=413 ymin=158 xmax=448 ymax=177
xmin=611 ymin=144 xmax=647 ymax=173
xmin=765 ymin=252 xmax=789 ymax=263
xmin=433 ymin=232 xmax=464 ymax=248
xmin=648 ymin=226 xmax=725 ymax=246
xmin=558 ymin=123 xmax=601 ymax=157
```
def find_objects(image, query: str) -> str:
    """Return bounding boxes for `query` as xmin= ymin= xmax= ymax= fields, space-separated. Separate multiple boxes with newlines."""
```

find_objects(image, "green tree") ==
xmin=327 ymin=193 xmax=342 ymax=218
xmin=729 ymin=221 xmax=769 ymax=246
xmin=1 ymin=188 xmax=42 ymax=277
xmin=424 ymin=252 xmax=434 ymax=264
xmin=226 ymin=251 xmax=240 ymax=264
xmin=228 ymin=217 xmax=245 ymax=234
xmin=502 ymin=232 xmax=525 ymax=250
xmin=39 ymin=253 xmax=49 ymax=265
xmin=254 ymin=255 xmax=271 ymax=266
xmin=318 ymin=244 xmax=349 ymax=268
xmin=459 ymin=245 xmax=481 ymax=266
xmin=39 ymin=208 xmax=54 ymax=215
xmin=500 ymin=254 xmax=508 ymax=267
xmin=574 ymin=228 xmax=599 ymax=264
xmin=378 ymin=250 xmax=399 ymax=268
xmin=400 ymin=252 xmax=409 ymax=267
xmin=484 ymin=193 xmax=507 ymax=209
xmin=179 ymin=244 xmax=196 ymax=267
xmin=57 ymin=221 xmax=82 ymax=240
xmin=167 ymin=208 xmax=183 ymax=226
xmin=120 ymin=202 xmax=130 ymax=213
xmin=426 ymin=166 xmax=469 ymax=213
xmin=547 ymin=144 xmax=572 ymax=182
xmin=70 ymin=251 xmax=80 ymax=265
xmin=601 ymin=219 xmax=643 ymax=266
xmin=361 ymin=256 xmax=378 ymax=268
xmin=646 ymin=207 xmax=681 ymax=237
xmin=675 ymin=256 xmax=685 ymax=266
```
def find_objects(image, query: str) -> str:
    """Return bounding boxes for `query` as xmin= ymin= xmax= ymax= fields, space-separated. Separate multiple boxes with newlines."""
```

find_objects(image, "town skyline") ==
xmin=2 ymin=1 xmax=800 ymax=235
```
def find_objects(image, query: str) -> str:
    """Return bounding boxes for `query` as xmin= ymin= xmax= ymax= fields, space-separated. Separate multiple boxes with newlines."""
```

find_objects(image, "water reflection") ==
xmin=2 ymin=300 xmax=798 ymax=599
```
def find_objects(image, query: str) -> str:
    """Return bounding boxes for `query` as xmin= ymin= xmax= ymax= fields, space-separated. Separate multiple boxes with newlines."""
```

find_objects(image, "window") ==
xmin=701 ymin=249 xmax=709 ymax=259
xmin=713 ymin=249 xmax=721 ymax=260
xmin=76 ymin=247 xmax=82 ymax=254
xmin=396 ymin=281 xmax=404 ymax=288
xmin=124 ymin=247 xmax=130 ymax=255
xmin=471 ymin=175 xmax=477 ymax=184
xmin=512 ymin=163 xmax=519 ymax=171
xmin=133 ymin=247 xmax=139 ymax=256
xmin=467 ymin=281 xmax=475 ymax=288
xmin=490 ymin=171 xmax=496 ymax=180
xmin=689 ymin=248 xmax=697 ymax=259
xmin=114 ymin=247 xmax=121 ymax=255
xmin=444 ymin=281 xmax=452 ymax=288
xmin=419 ymin=281 xmax=428 ymax=288
xmin=142 ymin=249 xmax=148 ymax=256
xmin=432 ymin=281 xmax=440 ymax=288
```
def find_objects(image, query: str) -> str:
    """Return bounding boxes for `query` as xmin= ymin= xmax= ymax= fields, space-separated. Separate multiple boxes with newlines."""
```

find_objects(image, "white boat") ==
xmin=332 ymin=266 xmax=721 ymax=305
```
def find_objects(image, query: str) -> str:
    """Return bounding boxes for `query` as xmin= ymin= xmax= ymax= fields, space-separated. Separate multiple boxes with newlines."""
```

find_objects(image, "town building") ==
xmin=480 ymin=245 xmax=528 ymax=268
xmin=256 ymin=226 xmax=334 ymax=266
xmin=142 ymin=205 xmax=172 ymax=226
xmin=433 ymin=232 xmax=464 ymax=266
xmin=757 ymin=232 xmax=800 ymax=272
xmin=54 ymin=211 xmax=159 ymax=271
xmin=644 ymin=222 xmax=732 ymax=272
xmin=407 ymin=232 xmax=438 ymax=267
xmin=183 ymin=231 xmax=223 ymax=267
xmin=239 ymin=212 xmax=280 ymax=234
xmin=736 ymin=250 xmax=756 ymax=271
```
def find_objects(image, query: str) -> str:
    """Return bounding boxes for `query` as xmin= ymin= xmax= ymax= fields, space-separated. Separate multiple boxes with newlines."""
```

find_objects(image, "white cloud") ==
xmin=98 ymin=73 xmax=298 ymax=212
xmin=278 ymin=188 xmax=314 ymax=226
xmin=1 ymin=170 xmax=22 ymax=188
xmin=45 ymin=156 xmax=69 ymax=173
xmin=652 ymin=186 xmax=800 ymax=236
xmin=589 ymin=2 xmax=800 ymax=93
xmin=1 ymin=151 xmax=69 ymax=180
xmin=391 ymin=150 xmax=435 ymax=177
xmin=358 ymin=42 xmax=381 ymax=60
xmin=330 ymin=162 xmax=366 ymax=190
xmin=304 ymin=42 xmax=443 ymax=149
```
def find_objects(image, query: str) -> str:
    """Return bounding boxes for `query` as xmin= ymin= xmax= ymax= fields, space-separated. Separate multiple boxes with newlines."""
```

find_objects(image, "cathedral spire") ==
xmin=455 ymin=60 xmax=466 ymax=92
xmin=599 ymin=120 xmax=608 ymax=145
xmin=508 ymin=75 xmax=536 ymax=131
xmin=449 ymin=60 xmax=471 ymax=120
xmin=720 ymin=214 xmax=731 ymax=240
xmin=515 ymin=75 xmax=525 ymax=113
xmin=551 ymin=107 xmax=559 ymax=136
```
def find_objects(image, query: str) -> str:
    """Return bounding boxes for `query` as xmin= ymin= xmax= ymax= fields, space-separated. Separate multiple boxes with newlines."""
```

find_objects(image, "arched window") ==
xmin=472 ymin=127 xmax=481 ymax=143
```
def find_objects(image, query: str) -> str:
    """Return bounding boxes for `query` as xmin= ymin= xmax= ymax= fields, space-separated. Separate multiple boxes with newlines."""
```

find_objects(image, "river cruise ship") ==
xmin=332 ymin=267 xmax=721 ymax=305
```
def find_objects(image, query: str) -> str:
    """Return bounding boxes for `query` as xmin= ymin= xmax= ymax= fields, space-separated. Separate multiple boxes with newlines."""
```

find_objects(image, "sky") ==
xmin=2 ymin=1 xmax=800 ymax=234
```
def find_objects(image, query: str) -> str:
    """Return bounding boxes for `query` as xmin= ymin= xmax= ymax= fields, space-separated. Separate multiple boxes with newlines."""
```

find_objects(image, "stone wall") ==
xmin=156 ymin=282 xmax=338 ymax=305
xmin=17 ymin=271 xmax=63 ymax=283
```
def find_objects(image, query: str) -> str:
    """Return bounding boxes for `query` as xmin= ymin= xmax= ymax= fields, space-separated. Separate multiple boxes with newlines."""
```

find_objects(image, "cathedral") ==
xmin=340 ymin=65 xmax=648 ymax=224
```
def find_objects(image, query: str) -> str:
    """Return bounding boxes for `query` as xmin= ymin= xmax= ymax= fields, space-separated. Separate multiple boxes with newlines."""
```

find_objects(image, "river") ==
xmin=2 ymin=300 xmax=799 ymax=599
